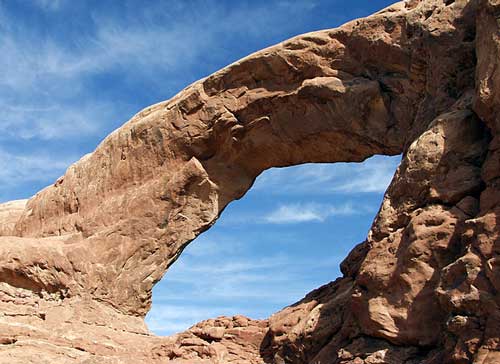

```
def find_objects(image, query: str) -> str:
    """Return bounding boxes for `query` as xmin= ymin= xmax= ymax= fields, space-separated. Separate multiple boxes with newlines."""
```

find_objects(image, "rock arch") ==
xmin=1 ymin=0 xmax=499 ymax=363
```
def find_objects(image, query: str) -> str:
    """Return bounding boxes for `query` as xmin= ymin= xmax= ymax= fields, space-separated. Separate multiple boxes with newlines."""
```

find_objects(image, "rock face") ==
xmin=0 ymin=0 xmax=498 ymax=363
xmin=0 ymin=200 xmax=27 ymax=237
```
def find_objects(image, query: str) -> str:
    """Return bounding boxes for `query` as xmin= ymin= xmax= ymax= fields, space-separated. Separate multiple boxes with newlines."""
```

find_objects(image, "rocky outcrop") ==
xmin=0 ymin=0 xmax=498 ymax=363
xmin=0 ymin=200 xmax=26 ymax=236
xmin=262 ymin=93 xmax=494 ymax=364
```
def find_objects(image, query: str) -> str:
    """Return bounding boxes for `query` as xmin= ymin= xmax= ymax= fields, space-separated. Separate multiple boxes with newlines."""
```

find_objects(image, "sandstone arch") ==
xmin=1 ymin=0 xmax=499 ymax=363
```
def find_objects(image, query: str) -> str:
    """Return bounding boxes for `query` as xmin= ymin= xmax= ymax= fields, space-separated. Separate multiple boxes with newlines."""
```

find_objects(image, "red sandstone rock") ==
xmin=0 ymin=0 xmax=499 ymax=363
xmin=0 ymin=200 xmax=27 ymax=237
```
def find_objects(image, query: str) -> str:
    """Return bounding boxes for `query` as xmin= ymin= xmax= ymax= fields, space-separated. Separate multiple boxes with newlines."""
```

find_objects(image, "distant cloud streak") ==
xmin=264 ymin=203 xmax=357 ymax=224
xmin=256 ymin=155 xmax=401 ymax=195
xmin=0 ymin=0 xmax=334 ymax=200
xmin=148 ymin=247 xmax=344 ymax=335
xmin=146 ymin=304 xmax=244 ymax=334
xmin=0 ymin=148 xmax=76 ymax=187
xmin=0 ymin=0 xmax=327 ymax=138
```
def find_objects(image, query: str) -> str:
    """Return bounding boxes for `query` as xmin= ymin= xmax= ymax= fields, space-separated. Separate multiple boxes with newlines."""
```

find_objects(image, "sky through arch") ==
xmin=147 ymin=155 xmax=401 ymax=335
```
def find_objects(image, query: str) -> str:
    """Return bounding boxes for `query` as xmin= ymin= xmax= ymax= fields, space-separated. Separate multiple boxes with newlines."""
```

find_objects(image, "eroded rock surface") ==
xmin=0 ymin=200 xmax=27 ymax=237
xmin=0 ymin=0 xmax=499 ymax=363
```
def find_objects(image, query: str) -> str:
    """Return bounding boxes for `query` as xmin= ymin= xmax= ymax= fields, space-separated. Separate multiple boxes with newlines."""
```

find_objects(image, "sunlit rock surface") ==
xmin=0 ymin=0 xmax=499 ymax=363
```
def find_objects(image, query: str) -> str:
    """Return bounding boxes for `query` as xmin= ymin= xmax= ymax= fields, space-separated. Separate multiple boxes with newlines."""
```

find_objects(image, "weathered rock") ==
xmin=0 ymin=200 xmax=27 ymax=236
xmin=0 ymin=0 xmax=499 ymax=363
xmin=163 ymin=316 xmax=268 ymax=364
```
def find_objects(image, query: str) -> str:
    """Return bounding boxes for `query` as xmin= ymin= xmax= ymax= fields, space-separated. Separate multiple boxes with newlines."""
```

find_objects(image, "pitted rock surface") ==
xmin=0 ymin=0 xmax=499 ymax=363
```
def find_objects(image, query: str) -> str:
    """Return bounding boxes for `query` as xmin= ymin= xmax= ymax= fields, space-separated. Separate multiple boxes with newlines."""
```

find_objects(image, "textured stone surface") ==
xmin=0 ymin=200 xmax=27 ymax=237
xmin=0 ymin=0 xmax=499 ymax=363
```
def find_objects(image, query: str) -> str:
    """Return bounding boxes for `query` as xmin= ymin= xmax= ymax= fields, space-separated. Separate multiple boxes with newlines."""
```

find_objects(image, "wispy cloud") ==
xmin=180 ymin=236 xmax=245 ymax=258
xmin=148 ymin=245 xmax=345 ymax=334
xmin=255 ymin=155 xmax=401 ymax=195
xmin=161 ymin=263 xmax=339 ymax=301
xmin=0 ymin=101 xmax=123 ymax=141
xmin=0 ymin=148 xmax=76 ymax=187
xmin=0 ymin=0 xmax=326 ymax=146
xmin=0 ymin=0 xmax=323 ymax=95
xmin=219 ymin=201 xmax=373 ymax=227
xmin=154 ymin=247 xmax=345 ymax=298
xmin=0 ymin=0 xmax=331 ymax=202
xmin=264 ymin=203 xmax=357 ymax=224
xmin=146 ymin=304 xmax=245 ymax=334
xmin=331 ymin=158 xmax=400 ymax=193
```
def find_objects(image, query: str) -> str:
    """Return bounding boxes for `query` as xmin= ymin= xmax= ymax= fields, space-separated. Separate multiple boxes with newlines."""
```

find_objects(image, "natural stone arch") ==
xmin=145 ymin=155 xmax=400 ymax=336
xmin=8 ymin=0 xmax=474 ymax=315
xmin=2 ymin=0 xmax=499 ymax=362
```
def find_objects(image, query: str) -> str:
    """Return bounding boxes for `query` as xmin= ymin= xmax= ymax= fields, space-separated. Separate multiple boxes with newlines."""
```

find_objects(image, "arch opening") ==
xmin=146 ymin=154 xmax=401 ymax=335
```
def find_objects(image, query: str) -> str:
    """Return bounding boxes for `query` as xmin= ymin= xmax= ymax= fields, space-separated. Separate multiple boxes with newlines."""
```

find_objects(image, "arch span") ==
xmin=146 ymin=156 xmax=401 ymax=336
xmin=8 ymin=0 xmax=475 ymax=315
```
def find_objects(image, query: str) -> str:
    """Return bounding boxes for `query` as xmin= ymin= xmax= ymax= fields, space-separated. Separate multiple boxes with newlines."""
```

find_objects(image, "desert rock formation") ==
xmin=0 ymin=0 xmax=498 ymax=363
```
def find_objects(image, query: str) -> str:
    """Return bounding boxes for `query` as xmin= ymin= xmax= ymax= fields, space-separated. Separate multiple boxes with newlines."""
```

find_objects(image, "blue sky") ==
xmin=147 ymin=157 xmax=400 ymax=334
xmin=0 ymin=0 xmax=399 ymax=335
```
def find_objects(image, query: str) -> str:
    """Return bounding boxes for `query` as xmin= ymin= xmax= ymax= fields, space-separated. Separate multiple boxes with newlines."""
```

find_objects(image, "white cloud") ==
xmin=0 ymin=0 xmax=322 ymax=95
xmin=146 ymin=304 xmax=241 ymax=334
xmin=278 ymin=0 xmax=318 ymax=10
xmin=154 ymin=252 xmax=344 ymax=302
xmin=331 ymin=157 xmax=400 ymax=193
xmin=0 ymin=101 xmax=122 ymax=141
xmin=219 ymin=201 xmax=369 ymax=227
xmin=264 ymin=203 xmax=358 ymax=224
xmin=181 ymin=235 xmax=244 ymax=258
xmin=0 ymin=0 xmax=329 ymax=147
xmin=168 ymin=254 xmax=290 ymax=277
xmin=266 ymin=204 xmax=325 ymax=223
xmin=255 ymin=155 xmax=401 ymax=195
xmin=0 ymin=149 xmax=76 ymax=187
xmin=147 ymin=253 xmax=345 ymax=335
